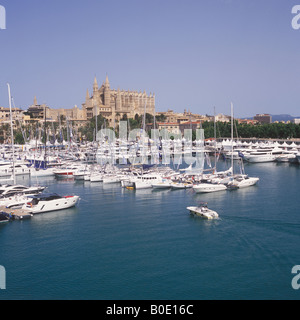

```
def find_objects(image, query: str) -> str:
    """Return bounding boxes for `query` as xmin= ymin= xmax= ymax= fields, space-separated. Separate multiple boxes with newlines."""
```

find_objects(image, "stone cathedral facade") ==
xmin=82 ymin=76 xmax=156 ymax=125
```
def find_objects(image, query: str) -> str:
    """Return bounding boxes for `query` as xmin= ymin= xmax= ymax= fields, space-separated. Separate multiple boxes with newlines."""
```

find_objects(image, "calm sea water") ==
xmin=1 ymin=160 xmax=300 ymax=300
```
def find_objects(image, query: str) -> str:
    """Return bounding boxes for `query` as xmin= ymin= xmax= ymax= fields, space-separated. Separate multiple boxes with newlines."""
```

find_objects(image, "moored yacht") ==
xmin=243 ymin=148 xmax=283 ymax=163
xmin=22 ymin=193 xmax=80 ymax=214
xmin=0 ymin=184 xmax=46 ymax=198
xmin=193 ymin=183 xmax=227 ymax=193
xmin=152 ymin=179 xmax=172 ymax=189
xmin=170 ymin=181 xmax=193 ymax=189
xmin=227 ymin=175 xmax=259 ymax=189
xmin=133 ymin=173 xmax=163 ymax=189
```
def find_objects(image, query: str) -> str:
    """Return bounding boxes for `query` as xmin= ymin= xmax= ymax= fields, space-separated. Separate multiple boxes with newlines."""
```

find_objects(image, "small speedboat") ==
xmin=187 ymin=203 xmax=219 ymax=219
xmin=170 ymin=181 xmax=193 ymax=189
xmin=22 ymin=193 xmax=80 ymax=214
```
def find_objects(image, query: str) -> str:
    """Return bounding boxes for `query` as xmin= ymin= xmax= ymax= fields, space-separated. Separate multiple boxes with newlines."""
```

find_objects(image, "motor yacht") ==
xmin=30 ymin=167 xmax=55 ymax=177
xmin=0 ymin=194 xmax=31 ymax=209
xmin=170 ymin=181 xmax=193 ymax=189
xmin=22 ymin=193 xmax=80 ymax=214
xmin=0 ymin=164 xmax=31 ymax=178
xmin=193 ymin=183 xmax=227 ymax=193
xmin=227 ymin=175 xmax=259 ymax=188
xmin=243 ymin=148 xmax=283 ymax=163
xmin=89 ymin=173 xmax=103 ymax=182
xmin=152 ymin=179 xmax=172 ymax=189
xmin=0 ymin=184 xmax=46 ymax=198
xmin=133 ymin=173 xmax=163 ymax=189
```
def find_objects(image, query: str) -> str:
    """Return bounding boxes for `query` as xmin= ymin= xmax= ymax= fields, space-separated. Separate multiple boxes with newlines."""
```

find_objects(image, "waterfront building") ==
xmin=215 ymin=113 xmax=230 ymax=122
xmin=179 ymin=121 xmax=202 ymax=133
xmin=237 ymin=119 xmax=259 ymax=125
xmin=157 ymin=122 xmax=181 ymax=135
xmin=82 ymin=75 xmax=156 ymax=125
xmin=27 ymin=97 xmax=86 ymax=126
xmin=292 ymin=118 xmax=300 ymax=124
xmin=0 ymin=106 xmax=23 ymax=123
xmin=157 ymin=109 xmax=210 ymax=124
xmin=254 ymin=114 xmax=272 ymax=124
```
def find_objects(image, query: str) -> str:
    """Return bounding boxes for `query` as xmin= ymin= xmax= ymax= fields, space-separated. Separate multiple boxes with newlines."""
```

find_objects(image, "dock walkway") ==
xmin=0 ymin=206 xmax=33 ymax=220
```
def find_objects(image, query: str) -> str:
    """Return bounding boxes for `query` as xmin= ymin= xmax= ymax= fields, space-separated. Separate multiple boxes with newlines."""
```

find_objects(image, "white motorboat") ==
xmin=0 ymin=164 xmax=31 ymax=177
xmin=0 ymin=184 xmax=46 ymax=198
xmin=187 ymin=203 xmax=219 ymax=219
xmin=227 ymin=175 xmax=259 ymax=189
xmin=30 ymin=167 xmax=55 ymax=177
xmin=102 ymin=175 xmax=120 ymax=184
xmin=22 ymin=193 xmax=80 ymax=214
xmin=53 ymin=165 xmax=80 ymax=178
xmin=73 ymin=168 xmax=90 ymax=180
xmin=133 ymin=173 xmax=163 ymax=189
xmin=170 ymin=181 xmax=193 ymax=189
xmin=89 ymin=173 xmax=103 ymax=182
xmin=152 ymin=179 xmax=172 ymax=189
xmin=193 ymin=183 xmax=227 ymax=193
xmin=0 ymin=194 xmax=31 ymax=209
xmin=275 ymin=153 xmax=297 ymax=163
xmin=243 ymin=148 xmax=283 ymax=163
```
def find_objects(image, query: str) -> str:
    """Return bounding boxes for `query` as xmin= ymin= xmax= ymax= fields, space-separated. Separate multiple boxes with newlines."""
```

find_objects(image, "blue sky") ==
xmin=0 ymin=0 xmax=299 ymax=118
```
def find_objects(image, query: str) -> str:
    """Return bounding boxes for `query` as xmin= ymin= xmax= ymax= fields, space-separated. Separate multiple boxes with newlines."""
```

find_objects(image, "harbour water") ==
xmin=1 ymin=160 xmax=300 ymax=300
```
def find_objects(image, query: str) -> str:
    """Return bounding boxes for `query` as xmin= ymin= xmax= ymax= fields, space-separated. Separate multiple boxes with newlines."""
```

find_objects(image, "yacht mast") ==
xmin=7 ymin=83 xmax=16 ymax=184
xmin=231 ymin=102 xmax=234 ymax=176
xmin=214 ymin=106 xmax=217 ymax=172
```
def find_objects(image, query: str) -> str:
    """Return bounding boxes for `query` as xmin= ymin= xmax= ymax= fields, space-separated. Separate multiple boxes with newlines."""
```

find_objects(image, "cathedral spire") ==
xmin=93 ymin=76 xmax=98 ymax=91
xmin=105 ymin=74 xmax=110 ymax=88
xmin=86 ymin=88 xmax=90 ymax=100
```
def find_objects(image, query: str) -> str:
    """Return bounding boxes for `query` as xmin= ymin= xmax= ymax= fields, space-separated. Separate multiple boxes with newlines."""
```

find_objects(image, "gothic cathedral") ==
xmin=82 ymin=75 xmax=155 ymax=125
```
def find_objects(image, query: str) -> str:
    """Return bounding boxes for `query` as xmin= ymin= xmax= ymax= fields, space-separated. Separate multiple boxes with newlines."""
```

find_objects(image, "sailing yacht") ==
xmin=227 ymin=103 xmax=259 ymax=188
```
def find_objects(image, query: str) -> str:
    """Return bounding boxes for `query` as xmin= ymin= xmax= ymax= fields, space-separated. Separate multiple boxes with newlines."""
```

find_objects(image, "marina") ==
xmin=1 ymin=159 xmax=300 ymax=300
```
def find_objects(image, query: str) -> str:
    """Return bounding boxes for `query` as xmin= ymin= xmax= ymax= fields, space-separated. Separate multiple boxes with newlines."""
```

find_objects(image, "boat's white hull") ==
xmin=54 ymin=172 xmax=76 ymax=178
xmin=102 ymin=177 xmax=120 ymax=184
xmin=193 ymin=183 xmax=227 ymax=193
xmin=152 ymin=182 xmax=171 ymax=189
xmin=0 ymin=195 xmax=30 ymax=209
xmin=170 ymin=182 xmax=193 ymax=189
xmin=23 ymin=195 xmax=80 ymax=214
xmin=89 ymin=174 xmax=102 ymax=182
xmin=30 ymin=168 xmax=55 ymax=177
xmin=134 ymin=181 xmax=153 ymax=189
xmin=187 ymin=206 xmax=219 ymax=219
xmin=230 ymin=177 xmax=259 ymax=188
xmin=0 ymin=165 xmax=31 ymax=177
xmin=243 ymin=154 xmax=277 ymax=163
